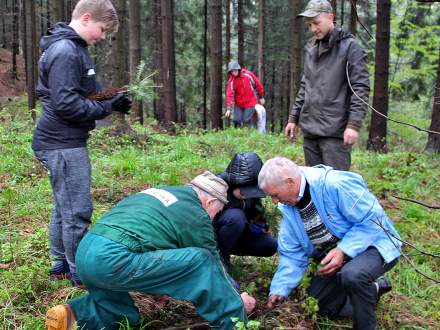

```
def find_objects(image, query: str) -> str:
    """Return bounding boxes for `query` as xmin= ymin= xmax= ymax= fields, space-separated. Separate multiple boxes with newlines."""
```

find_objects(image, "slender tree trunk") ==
xmin=161 ymin=0 xmax=177 ymax=128
xmin=11 ymin=0 xmax=19 ymax=80
xmin=257 ymin=0 xmax=265 ymax=83
xmin=270 ymin=61 xmax=275 ymax=132
xmin=349 ymin=0 xmax=357 ymax=35
xmin=340 ymin=0 xmax=344 ymax=27
xmin=1 ymin=0 xmax=7 ymax=48
xmin=225 ymin=0 xmax=231 ymax=68
xmin=39 ymin=0 xmax=44 ymax=37
xmin=24 ymin=0 xmax=37 ymax=121
xmin=128 ymin=0 xmax=142 ymax=124
xmin=224 ymin=0 xmax=231 ymax=127
xmin=237 ymin=0 xmax=244 ymax=64
xmin=65 ymin=0 xmax=72 ymax=22
xmin=425 ymin=48 xmax=440 ymax=152
xmin=152 ymin=0 xmax=163 ymax=122
xmin=290 ymin=0 xmax=303 ymax=102
xmin=367 ymin=0 xmax=391 ymax=152
xmin=331 ymin=0 xmax=337 ymax=23
xmin=211 ymin=0 xmax=223 ymax=129
xmin=46 ymin=0 xmax=50 ymax=30
xmin=112 ymin=0 xmax=128 ymax=125
xmin=202 ymin=0 xmax=208 ymax=129
xmin=53 ymin=0 xmax=64 ymax=22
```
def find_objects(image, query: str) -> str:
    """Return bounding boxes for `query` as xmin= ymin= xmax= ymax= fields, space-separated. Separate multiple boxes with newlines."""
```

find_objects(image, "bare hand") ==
xmin=225 ymin=110 xmax=231 ymax=118
xmin=259 ymin=98 xmax=266 ymax=106
xmin=318 ymin=247 xmax=346 ymax=276
xmin=266 ymin=294 xmax=285 ymax=309
xmin=285 ymin=123 xmax=297 ymax=141
xmin=343 ymin=128 xmax=359 ymax=145
xmin=241 ymin=292 xmax=256 ymax=314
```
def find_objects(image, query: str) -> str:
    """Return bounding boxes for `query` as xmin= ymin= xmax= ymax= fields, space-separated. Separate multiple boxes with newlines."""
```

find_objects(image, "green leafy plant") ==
xmin=231 ymin=317 xmax=261 ymax=330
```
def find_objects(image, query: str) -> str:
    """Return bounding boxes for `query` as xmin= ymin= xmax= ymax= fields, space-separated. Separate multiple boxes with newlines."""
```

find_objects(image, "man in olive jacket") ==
xmin=285 ymin=0 xmax=370 ymax=170
xmin=45 ymin=172 xmax=255 ymax=330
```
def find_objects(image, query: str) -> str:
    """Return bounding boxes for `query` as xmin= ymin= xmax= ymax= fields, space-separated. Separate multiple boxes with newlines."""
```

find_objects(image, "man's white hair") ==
xmin=258 ymin=156 xmax=301 ymax=190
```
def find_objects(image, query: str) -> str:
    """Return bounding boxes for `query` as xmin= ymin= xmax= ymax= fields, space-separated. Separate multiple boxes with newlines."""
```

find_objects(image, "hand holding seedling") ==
xmin=317 ymin=247 xmax=345 ymax=276
xmin=265 ymin=294 xmax=285 ymax=309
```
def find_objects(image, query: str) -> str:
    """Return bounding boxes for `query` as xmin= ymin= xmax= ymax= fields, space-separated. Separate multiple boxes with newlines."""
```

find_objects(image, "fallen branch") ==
xmin=391 ymin=195 xmax=440 ymax=209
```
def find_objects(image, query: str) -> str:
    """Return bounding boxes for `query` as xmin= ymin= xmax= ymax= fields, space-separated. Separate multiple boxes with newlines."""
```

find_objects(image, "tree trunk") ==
xmin=202 ymin=0 xmax=208 ymax=129
xmin=269 ymin=61 xmax=275 ymax=132
xmin=112 ymin=0 xmax=129 ymax=125
xmin=237 ymin=0 xmax=244 ymax=65
xmin=367 ymin=0 xmax=391 ymax=152
xmin=161 ymin=0 xmax=177 ymax=128
xmin=425 ymin=48 xmax=440 ymax=152
xmin=225 ymin=0 xmax=231 ymax=68
xmin=210 ymin=0 xmax=223 ymax=129
xmin=290 ymin=0 xmax=303 ymax=103
xmin=349 ymin=0 xmax=357 ymax=35
xmin=128 ymin=0 xmax=143 ymax=124
xmin=152 ymin=0 xmax=163 ymax=122
xmin=11 ymin=0 xmax=19 ymax=80
xmin=331 ymin=0 xmax=337 ymax=23
xmin=1 ymin=0 xmax=7 ymax=48
xmin=53 ymin=0 xmax=65 ymax=22
xmin=23 ymin=0 xmax=37 ymax=121
xmin=65 ymin=0 xmax=72 ymax=22
xmin=340 ymin=0 xmax=344 ymax=27
xmin=257 ymin=0 xmax=265 ymax=83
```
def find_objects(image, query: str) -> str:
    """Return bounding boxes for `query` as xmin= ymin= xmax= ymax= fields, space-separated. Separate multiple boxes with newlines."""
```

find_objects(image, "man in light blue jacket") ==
xmin=258 ymin=157 xmax=401 ymax=330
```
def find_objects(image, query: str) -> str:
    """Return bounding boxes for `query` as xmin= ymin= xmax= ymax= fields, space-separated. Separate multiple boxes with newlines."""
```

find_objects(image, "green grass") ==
xmin=0 ymin=98 xmax=439 ymax=329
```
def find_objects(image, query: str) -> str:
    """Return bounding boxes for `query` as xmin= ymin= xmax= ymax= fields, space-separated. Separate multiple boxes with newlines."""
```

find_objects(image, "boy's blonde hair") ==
xmin=72 ymin=0 xmax=118 ymax=33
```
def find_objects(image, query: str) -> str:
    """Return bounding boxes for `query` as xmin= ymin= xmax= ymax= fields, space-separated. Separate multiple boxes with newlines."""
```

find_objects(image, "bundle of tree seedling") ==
xmin=89 ymin=61 xmax=160 ymax=102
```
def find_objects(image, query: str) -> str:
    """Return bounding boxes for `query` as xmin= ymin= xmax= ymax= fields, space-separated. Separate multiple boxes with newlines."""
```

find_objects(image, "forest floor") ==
xmin=0 ymin=49 xmax=25 ymax=102
xmin=0 ymin=98 xmax=439 ymax=329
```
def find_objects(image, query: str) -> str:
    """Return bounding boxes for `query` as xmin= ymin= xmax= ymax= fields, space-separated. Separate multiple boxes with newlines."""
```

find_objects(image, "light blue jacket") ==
xmin=270 ymin=165 xmax=401 ymax=297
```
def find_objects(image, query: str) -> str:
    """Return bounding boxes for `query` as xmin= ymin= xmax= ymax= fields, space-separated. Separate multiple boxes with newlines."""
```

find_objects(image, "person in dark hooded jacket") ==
xmin=215 ymin=152 xmax=278 ymax=270
xmin=285 ymin=0 xmax=370 ymax=171
xmin=32 ymin=0 xmax=131 ymax=288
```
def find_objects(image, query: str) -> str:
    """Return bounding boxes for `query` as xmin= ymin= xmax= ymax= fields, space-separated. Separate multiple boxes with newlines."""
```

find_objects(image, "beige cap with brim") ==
xmin=190 ymin=171 xmax=229 ymax=204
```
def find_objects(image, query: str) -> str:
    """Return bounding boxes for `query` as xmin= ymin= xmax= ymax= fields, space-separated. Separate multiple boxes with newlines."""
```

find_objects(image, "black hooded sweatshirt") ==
xmin=32 ymin=23 xmax=112 ymax=151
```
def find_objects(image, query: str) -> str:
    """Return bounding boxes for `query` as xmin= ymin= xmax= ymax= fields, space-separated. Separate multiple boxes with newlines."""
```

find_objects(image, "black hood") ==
xmin=40 ymin=22 xmax=87 ymax=50
xmin=219 ymin=152 xmax=265 ymax=198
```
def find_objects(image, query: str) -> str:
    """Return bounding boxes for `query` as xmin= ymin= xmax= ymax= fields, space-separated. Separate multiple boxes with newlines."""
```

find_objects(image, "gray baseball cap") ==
xmin=298 ymin=0 xmax=333 ymax=18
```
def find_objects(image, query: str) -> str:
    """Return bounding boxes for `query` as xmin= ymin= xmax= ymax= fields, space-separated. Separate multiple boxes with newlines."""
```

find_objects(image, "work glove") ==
xmin=225 ymin=107 xmax=232 ymax=118
xmin=108 ymin=93 xmax=132 ymax=114
xmin=249 ymin=222 xmax=269 ymax=234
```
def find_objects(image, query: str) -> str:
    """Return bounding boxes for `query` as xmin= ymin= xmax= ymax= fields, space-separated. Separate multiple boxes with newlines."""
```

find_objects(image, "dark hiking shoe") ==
xmin=376 ymin=276 xmax=392 ymax=301
xmin=70 ymin=274 xmax=86 ymax=290
xmin=48 ymin=260 xmax=71 ymax=281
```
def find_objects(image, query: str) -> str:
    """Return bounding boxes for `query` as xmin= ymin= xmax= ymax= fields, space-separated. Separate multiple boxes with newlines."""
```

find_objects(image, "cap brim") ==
xmin=297 ymin=10 xmax=320 ymax=18
xmin=240 ymin=185 xmax=266 ymax=199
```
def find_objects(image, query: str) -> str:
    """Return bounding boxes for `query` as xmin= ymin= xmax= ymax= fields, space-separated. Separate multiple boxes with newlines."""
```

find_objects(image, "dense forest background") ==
xmin=0 ymin=0 xmax=439 ymax=151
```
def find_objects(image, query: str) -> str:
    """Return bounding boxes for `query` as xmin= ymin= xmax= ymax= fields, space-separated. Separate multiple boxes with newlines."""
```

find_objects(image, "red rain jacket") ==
xmin=226 ymin=68 xmax=264 ymax=109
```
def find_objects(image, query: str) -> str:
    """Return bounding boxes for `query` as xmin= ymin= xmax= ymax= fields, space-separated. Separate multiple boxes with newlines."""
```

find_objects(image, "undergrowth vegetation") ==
xmin=0 ymin=99 xmax=439 ymax=329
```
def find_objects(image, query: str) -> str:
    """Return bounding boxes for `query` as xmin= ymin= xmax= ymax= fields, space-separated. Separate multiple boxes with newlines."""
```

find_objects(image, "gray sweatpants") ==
xmin=34 ymin=147 xmax=92 ymax=282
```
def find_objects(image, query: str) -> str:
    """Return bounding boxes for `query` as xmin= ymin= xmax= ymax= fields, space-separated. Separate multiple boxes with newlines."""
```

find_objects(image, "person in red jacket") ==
xmin=225 ymin=61 xmax=265 ymax=128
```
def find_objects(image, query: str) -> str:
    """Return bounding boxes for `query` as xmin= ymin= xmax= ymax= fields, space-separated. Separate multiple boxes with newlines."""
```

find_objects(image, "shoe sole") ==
xmin=46 ymin=305 xmax=68 ymax=330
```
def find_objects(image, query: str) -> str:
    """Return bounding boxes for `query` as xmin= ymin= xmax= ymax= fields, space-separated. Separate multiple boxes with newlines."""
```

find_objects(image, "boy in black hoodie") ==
xmin=32 ymin=0 xmax=131 ymax=288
